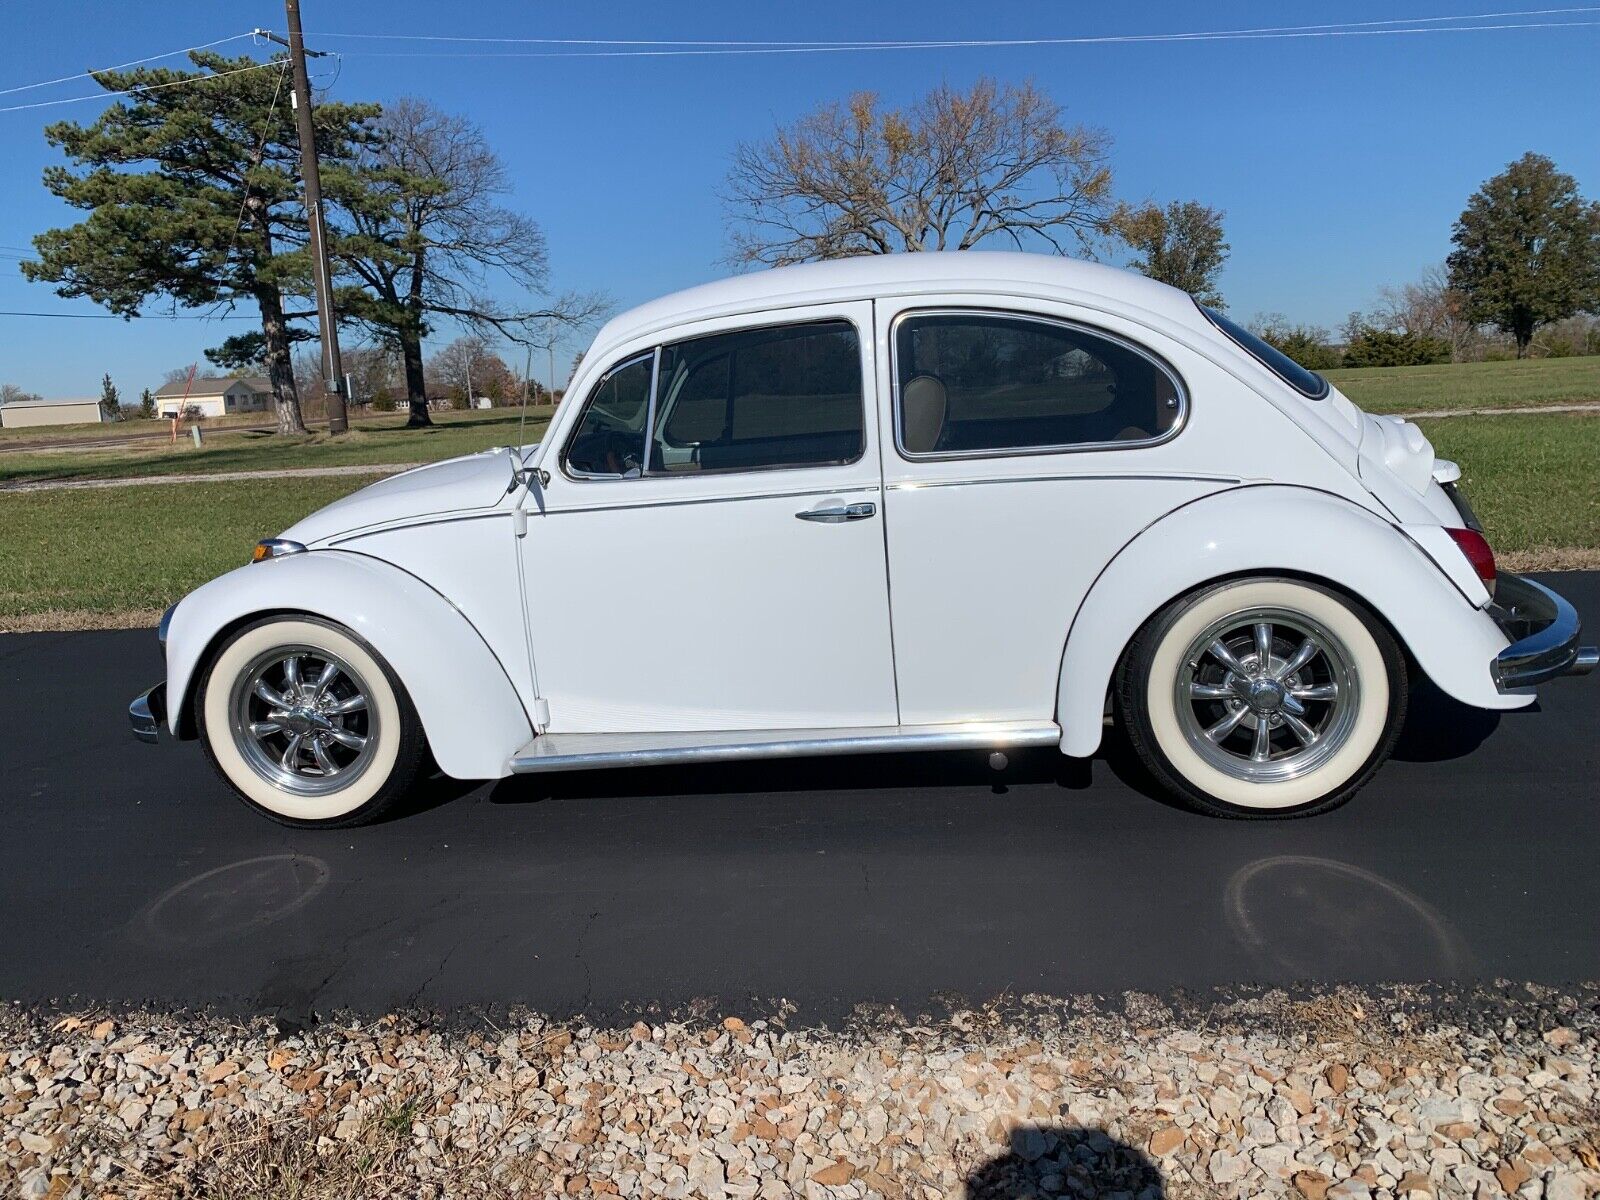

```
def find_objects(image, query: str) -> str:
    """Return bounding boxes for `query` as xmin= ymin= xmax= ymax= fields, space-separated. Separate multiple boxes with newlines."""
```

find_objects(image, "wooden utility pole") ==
xmin=280 ymin=0 xmax=347 ymax=433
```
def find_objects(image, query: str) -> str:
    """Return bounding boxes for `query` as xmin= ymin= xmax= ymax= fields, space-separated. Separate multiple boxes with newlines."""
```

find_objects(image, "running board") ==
xmin=507 ymin=720 xmax=1061 ymax=774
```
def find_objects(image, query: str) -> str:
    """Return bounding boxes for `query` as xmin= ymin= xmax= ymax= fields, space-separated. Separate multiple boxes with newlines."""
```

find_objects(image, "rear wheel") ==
xmin=197 ymin=616 xmax=428 ymax=827
xmin=1116 ymin=577 xmax=1406 ymax=818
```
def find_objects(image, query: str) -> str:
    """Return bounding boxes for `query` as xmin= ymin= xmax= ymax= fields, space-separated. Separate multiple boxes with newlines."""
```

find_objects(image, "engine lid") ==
xmin=1358 ymin=412 xmax=1437 ymax=495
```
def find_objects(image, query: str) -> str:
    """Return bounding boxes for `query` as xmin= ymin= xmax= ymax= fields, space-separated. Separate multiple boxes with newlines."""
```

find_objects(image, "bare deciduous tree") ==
xmin=332 ymin=97 xmax=608 ymax=427
xmin=724 ymin=79 xmax=1115 ymax=267
xmin=1366 ymin=265 xmax=1481 ymax=361
xmin=294 ymin=345 xmax=403 ymax=412
xmin=428 ymin=334 xmax=510 ymax=407
xmin=1 ymin=383 xmax=43 ymax=406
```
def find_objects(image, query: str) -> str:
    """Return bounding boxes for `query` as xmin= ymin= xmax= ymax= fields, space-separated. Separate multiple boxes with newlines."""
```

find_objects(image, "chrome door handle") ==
xmin=796 ymin=501 xmax=876 ymax=523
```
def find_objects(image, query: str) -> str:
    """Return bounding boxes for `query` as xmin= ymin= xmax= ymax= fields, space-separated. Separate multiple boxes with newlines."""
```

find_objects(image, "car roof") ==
xmin=591 ymin=251 xmax=1208 ymax=352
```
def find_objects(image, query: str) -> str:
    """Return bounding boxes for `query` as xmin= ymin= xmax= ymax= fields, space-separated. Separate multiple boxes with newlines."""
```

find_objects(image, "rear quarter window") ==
xmin=1200 ymin=305 xmax=1330 ymax=399
xmin=892 ymin=311 xmax=1184 ymax=457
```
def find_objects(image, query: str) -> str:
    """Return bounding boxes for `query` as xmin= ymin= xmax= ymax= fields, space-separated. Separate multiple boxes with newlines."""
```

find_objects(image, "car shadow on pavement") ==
xmin=377 ymin=767 xmax=486 ymax=824
xmin=484 ymin=675 xmax=1500 ymax=812
xmin=964 ymin=1126 xmax=1165 ymax=1198
xmin=488 ymin=746 xmax=1095 ymax=806
xmin=1390 ymin=677 xmax=1501 ymax=763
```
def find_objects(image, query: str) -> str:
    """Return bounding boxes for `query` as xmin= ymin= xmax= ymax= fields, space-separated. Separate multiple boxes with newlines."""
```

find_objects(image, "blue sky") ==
xmin=2 ymin=1 xmax=1597 ymax=398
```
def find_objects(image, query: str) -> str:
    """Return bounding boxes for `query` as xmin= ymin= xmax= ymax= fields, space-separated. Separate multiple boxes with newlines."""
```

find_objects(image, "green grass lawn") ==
xmin=1418 ymin=411 xmax=1600 ymax=557
xmin=0 ymin=412 xmax=1593 ymax=624
xmin=0 ymin=409 xmax=290 ymax=445
xmin=0 ymin=477 xmax=371 ymax=619
xmin=0 ymin=408 xmax=552 ymax=486
xmin=1327 ymin=356 xmax=1600 ymax=414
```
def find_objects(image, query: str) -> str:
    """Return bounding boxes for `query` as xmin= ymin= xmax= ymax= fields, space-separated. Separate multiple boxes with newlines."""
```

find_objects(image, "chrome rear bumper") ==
xmin=130 ymin=684 xmax=166 ymax=744
xmin=1490 ymin=574 xmax=1598 ymax=692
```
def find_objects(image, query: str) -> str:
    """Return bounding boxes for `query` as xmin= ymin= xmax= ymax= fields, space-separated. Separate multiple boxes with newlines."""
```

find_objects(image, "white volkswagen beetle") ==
xmin=130 ymin=252 xmax=1594 ymax=826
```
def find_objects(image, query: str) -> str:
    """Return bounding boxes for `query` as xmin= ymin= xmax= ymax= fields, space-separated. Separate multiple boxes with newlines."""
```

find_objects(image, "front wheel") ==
xmin=1116 ymin=577 xmax=1407 ymax=818
xmin=197 ymin=616 xmax=429 ymax=827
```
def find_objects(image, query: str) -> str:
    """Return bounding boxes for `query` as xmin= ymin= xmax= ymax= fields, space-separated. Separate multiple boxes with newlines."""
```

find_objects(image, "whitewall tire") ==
xmin=197 ymin=616 xmax=428 ymax=827
xmin=1116 ymin=577 xmax=1407 ymax=818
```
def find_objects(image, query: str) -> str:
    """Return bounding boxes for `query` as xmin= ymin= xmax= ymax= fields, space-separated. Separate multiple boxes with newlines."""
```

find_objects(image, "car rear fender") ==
xmin=1056 ymin=484 xmax=1527 ymax=758
xmin=164 ymin=550 xmax=532 ymax=780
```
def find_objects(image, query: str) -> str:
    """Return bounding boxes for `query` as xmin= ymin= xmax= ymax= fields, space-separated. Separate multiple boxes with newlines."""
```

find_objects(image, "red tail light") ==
xmin=1446 ymin=527 xmax=1496 ymax=591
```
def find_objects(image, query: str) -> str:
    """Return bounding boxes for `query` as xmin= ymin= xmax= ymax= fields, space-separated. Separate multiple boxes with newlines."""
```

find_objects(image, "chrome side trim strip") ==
xmin=508 ymin=720 xmax=1061 ymax=774
xmin=885 ymin=472 xmax=1239 ymax=491
xmin=543 ymin=483 xmax=880 ymax=518
xmin=326 ymin=509 xmax=511 ymax=546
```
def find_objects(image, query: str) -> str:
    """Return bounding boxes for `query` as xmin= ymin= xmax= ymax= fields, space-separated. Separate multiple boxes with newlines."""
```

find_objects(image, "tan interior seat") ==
xmin=901 ymin=375 xmax=947 ymax=454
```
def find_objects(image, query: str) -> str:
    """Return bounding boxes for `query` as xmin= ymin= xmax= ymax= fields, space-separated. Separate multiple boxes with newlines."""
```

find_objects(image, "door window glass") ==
xmin=649 ymin=320 xmax=864 ymax=474
xmin=894 ymin=312 xmax=1183 ymax=456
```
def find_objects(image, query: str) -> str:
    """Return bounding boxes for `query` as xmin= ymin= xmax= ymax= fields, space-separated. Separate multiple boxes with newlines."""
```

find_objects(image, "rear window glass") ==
xmin=1201 ymin=305 xmax=1329 ymax=399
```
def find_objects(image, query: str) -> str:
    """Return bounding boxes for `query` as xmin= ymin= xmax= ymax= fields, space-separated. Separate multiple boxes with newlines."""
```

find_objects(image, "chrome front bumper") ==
xmin=1490 ymin=574 xmax=1598 ymax=692
xmin=130 ymin=683 xmax=166 ymax=743
xmin=130 ymin=605 xmax=174 ymax=744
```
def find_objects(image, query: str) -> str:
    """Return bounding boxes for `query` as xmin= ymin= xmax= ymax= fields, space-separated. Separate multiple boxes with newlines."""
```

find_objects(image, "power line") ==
xmin=0 ymin=310 xmax=256 ymax=320
xmin=307 ymin=6 xmax=1600 ymax=48
xmin=0 ymin=59 xmax=286 ymax=115
xmin=0 ymin=32 xmax=255 ymax=97
xmin=314 ymin=21 xmax=1600 ymax=59
xmin=1 ymin=9 xmax=1590 ymax=115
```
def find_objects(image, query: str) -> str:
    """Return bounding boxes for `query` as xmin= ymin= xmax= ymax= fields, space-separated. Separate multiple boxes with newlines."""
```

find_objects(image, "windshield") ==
xmin=1200 ymin=304 xmax=1330 ymax=400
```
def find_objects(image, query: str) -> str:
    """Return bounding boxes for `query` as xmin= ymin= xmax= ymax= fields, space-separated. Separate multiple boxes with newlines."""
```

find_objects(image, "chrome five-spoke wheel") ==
xmin=199 ymin=616 xmax=428 ymax=827
xmin=1118 ymin=577 xmax=1406 ymax=817
xmin=1174 ymin=609 xmax=1359 ymax=784
xmin=231 ymin=647 xmax=377 ymax=795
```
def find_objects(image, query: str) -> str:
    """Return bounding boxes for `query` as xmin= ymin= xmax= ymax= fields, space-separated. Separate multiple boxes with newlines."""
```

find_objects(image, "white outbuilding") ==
xmin=0 ymin=397 xmax=106 ymax=428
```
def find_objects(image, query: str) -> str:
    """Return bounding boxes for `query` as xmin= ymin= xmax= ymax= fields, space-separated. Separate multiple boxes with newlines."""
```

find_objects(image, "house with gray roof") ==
xmin=152 ymin=376 xmax=273 ymax=418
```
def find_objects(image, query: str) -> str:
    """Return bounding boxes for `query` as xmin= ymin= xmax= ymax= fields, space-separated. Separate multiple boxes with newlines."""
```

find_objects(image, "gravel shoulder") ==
xmin=1392 ymin=403 xmax=1600 ymax=420
xmin=3 ymin=984 xmax=1595 ymax=1199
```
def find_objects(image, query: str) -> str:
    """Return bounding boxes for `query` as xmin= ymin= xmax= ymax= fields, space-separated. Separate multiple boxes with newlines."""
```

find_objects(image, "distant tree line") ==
xmin=288 ymin=334 xmax=562 ymax=416
xmin=1246 ymin=153 xmax=1600 ymax=371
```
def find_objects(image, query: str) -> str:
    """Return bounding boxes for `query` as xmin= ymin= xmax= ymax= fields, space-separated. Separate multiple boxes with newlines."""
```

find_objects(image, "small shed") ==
xmin=0 ymin=397 xmax=106 ymax=429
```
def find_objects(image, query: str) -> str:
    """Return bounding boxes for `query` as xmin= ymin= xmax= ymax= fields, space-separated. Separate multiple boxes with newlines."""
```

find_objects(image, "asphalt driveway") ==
xmin=3 ymin=574 xmax=1596 ymax=1025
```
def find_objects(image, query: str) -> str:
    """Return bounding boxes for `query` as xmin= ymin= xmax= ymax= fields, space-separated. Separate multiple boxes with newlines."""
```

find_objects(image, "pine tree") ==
xmin=99 ymin=373 xmax=120 ymax=420
xmin=22 ymin=52 xmax=380 ymax=432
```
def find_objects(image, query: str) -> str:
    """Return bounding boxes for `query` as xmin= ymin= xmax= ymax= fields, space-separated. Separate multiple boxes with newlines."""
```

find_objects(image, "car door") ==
xmin=874 ymin=298 xmax=1237 ymax=725
xmin=524 ymin=301 xmax=899 ymax=734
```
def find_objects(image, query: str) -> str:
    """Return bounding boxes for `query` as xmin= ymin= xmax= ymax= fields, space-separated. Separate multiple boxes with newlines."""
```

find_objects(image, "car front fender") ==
xmin=164 ymin=550 xmax=533 ymax=780
xmin=1056 ymin=485 xmax=1527 ymax=759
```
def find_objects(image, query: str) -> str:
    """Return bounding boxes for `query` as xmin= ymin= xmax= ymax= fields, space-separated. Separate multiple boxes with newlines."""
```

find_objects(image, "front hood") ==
xmin=280 ymin=446 xmax=529 ymax=544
